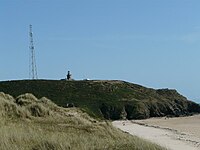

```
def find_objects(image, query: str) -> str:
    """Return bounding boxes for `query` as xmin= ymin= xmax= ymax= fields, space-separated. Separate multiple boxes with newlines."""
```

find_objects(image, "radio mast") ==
xmin=29 ymin=25 xmax=38 ymax=79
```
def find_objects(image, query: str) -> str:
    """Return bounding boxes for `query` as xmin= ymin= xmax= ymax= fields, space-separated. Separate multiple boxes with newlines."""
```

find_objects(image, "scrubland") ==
xmin=1 ymin=80 xmax=199 ymax=120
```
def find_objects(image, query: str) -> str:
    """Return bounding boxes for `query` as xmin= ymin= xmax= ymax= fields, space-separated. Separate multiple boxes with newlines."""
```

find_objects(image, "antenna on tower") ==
xmin=29 ymin=24 xmax=38 ymax=80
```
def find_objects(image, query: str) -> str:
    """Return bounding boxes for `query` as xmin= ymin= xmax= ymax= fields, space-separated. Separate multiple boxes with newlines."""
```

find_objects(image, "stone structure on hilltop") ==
xmin=66 ymin=71 xmax=72 ymax=80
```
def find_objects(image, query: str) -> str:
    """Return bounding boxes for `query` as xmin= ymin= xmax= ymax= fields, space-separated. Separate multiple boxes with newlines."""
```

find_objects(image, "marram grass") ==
xmin=0 ymin=92 xmax=166 ymax=150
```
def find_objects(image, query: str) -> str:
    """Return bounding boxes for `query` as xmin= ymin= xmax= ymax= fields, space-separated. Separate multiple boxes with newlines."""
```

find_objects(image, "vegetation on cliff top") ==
xmin=0 ymin=79 xmax=199 ymax=120
xmin=0 ymin=92 xmax=165 ymax=150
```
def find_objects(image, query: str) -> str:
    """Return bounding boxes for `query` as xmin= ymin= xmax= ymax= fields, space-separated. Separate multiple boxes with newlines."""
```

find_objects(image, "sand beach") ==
xmin=113 ymin=115 xmax=200 ymax=150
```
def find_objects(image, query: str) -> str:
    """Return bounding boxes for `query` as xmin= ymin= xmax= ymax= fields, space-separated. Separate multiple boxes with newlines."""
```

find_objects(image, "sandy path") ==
xmin=112 ymin=116 xmax=200 ymax=150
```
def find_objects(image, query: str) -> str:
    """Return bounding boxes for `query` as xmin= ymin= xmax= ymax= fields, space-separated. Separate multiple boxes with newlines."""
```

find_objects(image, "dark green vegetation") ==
xmin=0 ymin=80 xmax=199 ymax=120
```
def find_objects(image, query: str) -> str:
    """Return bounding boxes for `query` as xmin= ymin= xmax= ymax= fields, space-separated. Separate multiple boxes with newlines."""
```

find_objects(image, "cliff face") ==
xmin=0 ymin=80 xmax=199 ymax=120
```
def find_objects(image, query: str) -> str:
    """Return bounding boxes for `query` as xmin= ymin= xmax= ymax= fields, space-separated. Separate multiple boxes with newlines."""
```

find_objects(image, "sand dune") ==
xmin=112 ymin=115 xmax=200 ymax=150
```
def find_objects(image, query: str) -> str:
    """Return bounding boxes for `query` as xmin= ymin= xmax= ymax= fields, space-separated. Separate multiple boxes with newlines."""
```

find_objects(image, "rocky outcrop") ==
xmin=99 ymin=88 xmax=200 ymax=120
xmin=100 ymin=100 xmax=200 ymax=120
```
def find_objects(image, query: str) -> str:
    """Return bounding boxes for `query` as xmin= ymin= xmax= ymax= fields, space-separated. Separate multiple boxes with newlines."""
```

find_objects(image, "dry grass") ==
xmin=0 ymin=92 xmax=166 ymax=150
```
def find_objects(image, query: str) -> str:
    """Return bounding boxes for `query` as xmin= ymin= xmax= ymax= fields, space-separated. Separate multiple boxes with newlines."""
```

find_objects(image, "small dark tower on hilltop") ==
xmin=66 ymin=71 xmax=72 ymax=80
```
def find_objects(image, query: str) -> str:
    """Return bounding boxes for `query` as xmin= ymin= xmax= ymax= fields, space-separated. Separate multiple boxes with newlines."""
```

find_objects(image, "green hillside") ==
xmin=0 ymin=79 xmax=199 ymax=120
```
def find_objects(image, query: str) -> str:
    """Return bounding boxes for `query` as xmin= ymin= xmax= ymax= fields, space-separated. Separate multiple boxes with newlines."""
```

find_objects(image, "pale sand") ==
xmin=112 ymin=115 xmax=200 ymax=150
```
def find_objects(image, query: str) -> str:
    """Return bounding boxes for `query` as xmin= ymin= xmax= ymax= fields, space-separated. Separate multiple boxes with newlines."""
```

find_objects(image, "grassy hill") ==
xmin=0 ymin=92 xmax=165 ymax=150
xmin=0 ymin=79 xmax=199 ymax=120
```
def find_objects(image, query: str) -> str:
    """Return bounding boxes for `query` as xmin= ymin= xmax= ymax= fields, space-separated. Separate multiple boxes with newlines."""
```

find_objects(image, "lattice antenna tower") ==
xmin=29 ymin=25 xmax=38 ymax=79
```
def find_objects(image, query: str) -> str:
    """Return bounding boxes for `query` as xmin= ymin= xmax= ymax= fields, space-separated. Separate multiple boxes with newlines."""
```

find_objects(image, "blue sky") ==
xmin=1 ymin=0 xmax=200 ymax=102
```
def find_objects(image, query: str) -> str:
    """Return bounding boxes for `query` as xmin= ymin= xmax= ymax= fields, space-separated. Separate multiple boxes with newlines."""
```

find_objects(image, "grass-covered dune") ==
xmin=0 ymin=80 xmax=199 ymax=120
xmin=0 ymin=92 xmax=165 ymax=150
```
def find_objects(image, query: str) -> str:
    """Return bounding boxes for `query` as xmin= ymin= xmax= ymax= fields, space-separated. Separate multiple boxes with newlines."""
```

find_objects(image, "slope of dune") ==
xmin=0 ymin=92 xmax=165 ymax=150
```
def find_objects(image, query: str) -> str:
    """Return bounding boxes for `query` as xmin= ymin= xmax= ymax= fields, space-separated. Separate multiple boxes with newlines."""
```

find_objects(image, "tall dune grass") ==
xmin=0 ymin=92 xmax=166 ymax=150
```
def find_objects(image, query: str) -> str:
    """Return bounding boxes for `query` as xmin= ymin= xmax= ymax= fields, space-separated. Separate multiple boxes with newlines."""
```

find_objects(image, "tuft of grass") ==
xmin=0 ymin=92 xmax=166 ymax=150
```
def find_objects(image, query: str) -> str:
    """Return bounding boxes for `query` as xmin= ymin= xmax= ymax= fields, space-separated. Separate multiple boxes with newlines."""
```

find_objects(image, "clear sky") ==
xmin=1 ymin=0 xmax=200 ymax=102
